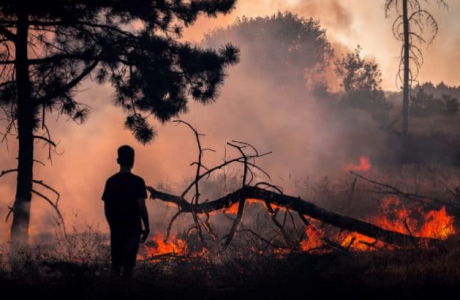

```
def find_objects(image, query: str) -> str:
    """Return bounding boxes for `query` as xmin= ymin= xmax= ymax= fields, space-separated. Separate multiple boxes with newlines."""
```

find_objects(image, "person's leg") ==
xmin=110 ymin=228 xmax=123 ymax=278
xmin=122 ymin=231 xmax=140 ymax=279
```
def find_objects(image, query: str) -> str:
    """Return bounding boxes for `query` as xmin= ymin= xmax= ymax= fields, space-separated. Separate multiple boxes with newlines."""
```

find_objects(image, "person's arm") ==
xmin=138 ymin=197 xmax=150 ymax=243
xmin=102 ymin=179 xmax=112 ymax=224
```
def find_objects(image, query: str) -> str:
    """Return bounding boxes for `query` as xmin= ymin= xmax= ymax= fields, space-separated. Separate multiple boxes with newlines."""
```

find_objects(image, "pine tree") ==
xmin=0 ymin=0 xmax=239 ymax=244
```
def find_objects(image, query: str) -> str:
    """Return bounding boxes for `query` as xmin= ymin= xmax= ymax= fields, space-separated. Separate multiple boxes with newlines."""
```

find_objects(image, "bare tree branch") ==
xmin=0 ymin=169 xmax=17 ymax=178
xmin=33 ymin=179 xmax=60 ymax=206
xmin=33 ymin=135 xmax=57 ymax=148
xmin=31 ymin=189 xmax=66 ymax=236
xmin=350 ymin=171 xmax=457 ymax=213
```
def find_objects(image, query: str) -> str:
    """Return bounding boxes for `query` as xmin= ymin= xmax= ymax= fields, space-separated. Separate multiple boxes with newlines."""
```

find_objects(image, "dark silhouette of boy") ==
xmin=102 ymin=145 xmax=150 ymax=279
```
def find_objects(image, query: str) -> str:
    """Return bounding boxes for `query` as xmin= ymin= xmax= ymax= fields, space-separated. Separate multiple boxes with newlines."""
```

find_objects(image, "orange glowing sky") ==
xmin=1 ymin=0 xmax=459 ymax=239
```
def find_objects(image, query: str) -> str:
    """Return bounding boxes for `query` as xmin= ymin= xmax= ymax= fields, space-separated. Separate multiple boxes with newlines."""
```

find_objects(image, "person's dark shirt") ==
xmin=102 ymin=172 xmax=147 ymax=232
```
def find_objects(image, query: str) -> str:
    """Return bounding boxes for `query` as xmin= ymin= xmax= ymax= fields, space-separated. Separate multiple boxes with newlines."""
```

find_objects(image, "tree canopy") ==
xmin=0 ymin=0 xmax=240 ymax=143
xmin=202 ymin=12 xmax=333 ymax=87
xmin=334 ymin=46 xmax=388 ymax=111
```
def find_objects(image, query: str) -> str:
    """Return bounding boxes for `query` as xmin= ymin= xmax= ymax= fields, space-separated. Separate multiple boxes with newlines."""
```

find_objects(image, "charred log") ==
xmin=147 ymin=186 xmax=437 ymax=248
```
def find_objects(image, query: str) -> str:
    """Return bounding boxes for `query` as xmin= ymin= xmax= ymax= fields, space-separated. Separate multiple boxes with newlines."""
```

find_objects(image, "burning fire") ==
xmin=143 ymin=233 xmax=187 ymax=257
xmin=299 ymin=225 xmax=324 ymax=250
xmin=372 ymin=196 xmax=455 ymax=240
xmin=223 ymin=202 xmax=240 ymax=214
xmin=301 ymin=196 xmax=455 ymax=252
xmin=224 ymin=199 xmax=286 ymax=214
xmin=143 ymin=197 xmax=455 ymax=258
xmin=345 ymin=156 xmax=371 ymax=172
xmin=141 ymin=233 xmax=208 ymax=260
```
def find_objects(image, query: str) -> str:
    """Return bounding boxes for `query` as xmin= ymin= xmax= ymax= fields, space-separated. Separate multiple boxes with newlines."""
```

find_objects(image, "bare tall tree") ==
xmin=384 ymin=0 xmax=448 ymax=162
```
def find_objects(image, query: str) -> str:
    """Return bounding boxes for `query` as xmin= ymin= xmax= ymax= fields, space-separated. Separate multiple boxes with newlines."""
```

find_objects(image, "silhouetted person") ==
xmin=102 ymin=145 xmax=150 ymax=279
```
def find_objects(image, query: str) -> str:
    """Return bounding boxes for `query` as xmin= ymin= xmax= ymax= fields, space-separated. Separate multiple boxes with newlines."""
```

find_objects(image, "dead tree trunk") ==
xmin=401 ymin=0 xmax=410 ymax=162
xmin=385 ymin=0 xmax=448 ymax=162
xmin=148 ymin=186 xmax=436 ymax=248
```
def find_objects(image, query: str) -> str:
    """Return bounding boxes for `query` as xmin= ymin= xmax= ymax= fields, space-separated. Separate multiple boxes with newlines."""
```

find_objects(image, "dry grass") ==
xmin=2 ymin=165 xmax=460 ymax=299
xmin=1 ymin=228 xmax=460 ymax=299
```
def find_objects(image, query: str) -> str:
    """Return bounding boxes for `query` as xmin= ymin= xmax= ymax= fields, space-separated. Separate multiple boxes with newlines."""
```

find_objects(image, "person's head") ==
xmin=117 ymin=145 xmax=135 ymax=168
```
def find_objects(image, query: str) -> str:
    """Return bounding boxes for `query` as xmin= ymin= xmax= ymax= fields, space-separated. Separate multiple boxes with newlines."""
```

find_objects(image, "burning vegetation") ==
xmin=138 ymin=122 xmax=458 ymax=261
xmin=344 ymin=156 xmax=372 ymax=172
xmin=141 ymin=195 xmax=455 ymax=258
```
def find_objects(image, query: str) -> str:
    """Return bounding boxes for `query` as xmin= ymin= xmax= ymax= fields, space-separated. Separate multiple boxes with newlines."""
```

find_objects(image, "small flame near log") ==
xmin=142 ymin=234 xmax=187 ymax=257
xmin=345 ymin=156 xmax=371 ymax=172
xmin=140 ymin=233 xmax=208 ymax=260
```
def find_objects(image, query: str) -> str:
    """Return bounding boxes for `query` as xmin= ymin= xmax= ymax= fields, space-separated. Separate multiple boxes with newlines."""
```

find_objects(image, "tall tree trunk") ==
xmin=11 ymin=9 xmax=34 ymax=245
xmin=401 ymin=0 xmax=410 ymax=162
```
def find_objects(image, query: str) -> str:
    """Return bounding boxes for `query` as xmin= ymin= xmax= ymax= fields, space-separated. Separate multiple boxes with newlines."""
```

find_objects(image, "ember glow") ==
xmin=344 ymin=156 xmax=371 ymax=172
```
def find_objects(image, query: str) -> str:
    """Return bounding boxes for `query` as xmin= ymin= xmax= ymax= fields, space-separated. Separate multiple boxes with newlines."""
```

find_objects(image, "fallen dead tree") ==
xmin=147 ymin=185 xmax=437 ymax=248
xmin=147 ymin=120 xmax=440 ymax=251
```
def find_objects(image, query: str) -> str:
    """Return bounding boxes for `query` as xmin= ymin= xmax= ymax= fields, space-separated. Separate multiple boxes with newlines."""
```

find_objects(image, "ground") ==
xmin=2 ymin=240 xmax=460 ymax=300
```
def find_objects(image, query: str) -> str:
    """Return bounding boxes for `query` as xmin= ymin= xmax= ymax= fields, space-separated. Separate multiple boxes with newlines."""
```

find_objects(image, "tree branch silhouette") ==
xmin=146 ymin=122 xmax=439 ymax=250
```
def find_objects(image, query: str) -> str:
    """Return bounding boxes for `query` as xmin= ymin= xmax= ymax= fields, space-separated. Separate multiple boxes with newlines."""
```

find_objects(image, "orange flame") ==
xmin=298 ymin=196 xmax=455 ymax=252
xmin=300 ymin=225 xmax=324 ymax=251
xmin=372 ymin=196 xmax=455 ymax=240
xmin=223 ymin=202 xmax=240 ymax=214
xmin=144 ymin=233 xmax=187 ymax=257
xmin=419 ymin=207 xmax=455 ymax=239
xmin=223 ymin=199 xmax=271 ymax=214
xmin=340 ymin=233 xmax=381 ymax=251
xmin=345 ymin=156 xmax=371 ymax=172
xmin=144 ymin=197 xmax=455 ymax=258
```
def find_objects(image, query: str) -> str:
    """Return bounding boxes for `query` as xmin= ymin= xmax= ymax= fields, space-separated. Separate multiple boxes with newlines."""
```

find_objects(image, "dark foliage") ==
xmin=416 ymin=81 xmax=460 ymax=100
xmin=0 ymin=0 xmax=239 ymax=143
xmin=410 ymin=88 xmax=459 ymax=117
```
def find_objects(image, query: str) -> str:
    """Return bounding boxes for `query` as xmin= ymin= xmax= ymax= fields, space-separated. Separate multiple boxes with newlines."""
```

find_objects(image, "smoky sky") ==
xmin=185 ymin=0 xmax=460 ymax=90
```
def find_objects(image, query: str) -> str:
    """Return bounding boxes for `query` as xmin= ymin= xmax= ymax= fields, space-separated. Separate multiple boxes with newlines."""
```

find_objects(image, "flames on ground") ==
xmin=140 ymin=156 xmax=456 ymax=258
xmin=140 ymin=233 xmax=207 ymax=260
xmin=307 ymin=196 xmax=456 ymax=252
xmin=344 ymin=156 xmax=371 ymax=172
xmin=141 ymin=196 xmax=456 ymax=258
xmin=144 ymin=234 xmax=187 ymax=257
